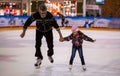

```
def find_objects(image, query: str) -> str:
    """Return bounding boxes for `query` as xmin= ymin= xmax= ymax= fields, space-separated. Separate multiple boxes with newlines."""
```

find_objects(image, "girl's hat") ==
xmin=71 ymin=25 xmax=78 ymax=32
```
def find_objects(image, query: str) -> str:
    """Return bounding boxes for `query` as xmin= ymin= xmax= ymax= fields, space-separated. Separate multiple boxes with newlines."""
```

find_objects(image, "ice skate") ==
xmin=34 ymin=58 xmax=41 ymax=69
xmin=69 ymin=65 xmax=72 ymax=70
xmin=48 ymin=56 xmax=54 ymax=63
xmin=82 ymin=65 xmax=86 ymax=71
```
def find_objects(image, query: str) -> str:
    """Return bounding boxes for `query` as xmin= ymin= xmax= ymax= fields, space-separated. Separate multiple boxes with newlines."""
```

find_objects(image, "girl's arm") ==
xmin=63 ymin=34 xmax=73 ymax=41
xmin=83 ymin=34 xmax=95 ymax=42
xmin=79 ymin=31 xmax=95 ymax=42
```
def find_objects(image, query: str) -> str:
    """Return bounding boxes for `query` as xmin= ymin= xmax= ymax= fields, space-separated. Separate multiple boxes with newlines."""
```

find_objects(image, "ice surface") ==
xmin=0 ymin=28 xmax=120 ymax=76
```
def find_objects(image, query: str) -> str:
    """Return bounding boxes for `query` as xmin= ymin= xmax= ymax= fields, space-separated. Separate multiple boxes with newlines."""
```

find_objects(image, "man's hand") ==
xmin=20 ymin=31 xmax=26 ymax=38
xmin=93 ymin=39 xmax=96 ymax=42
xmin=56 ymin=28 xmax=64 ymax=42
xmin=59 ymin=37 xmax=64 ymax=42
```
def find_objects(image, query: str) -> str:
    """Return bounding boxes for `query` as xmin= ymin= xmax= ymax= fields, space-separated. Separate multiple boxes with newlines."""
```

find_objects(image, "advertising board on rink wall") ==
xmin=0 ymin=16 xmax=120 ymax=28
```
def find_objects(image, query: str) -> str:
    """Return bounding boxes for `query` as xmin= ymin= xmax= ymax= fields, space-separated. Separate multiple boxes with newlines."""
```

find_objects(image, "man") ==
xmin=83 ymin=19 xmax=96 ymax=28
xmin=57 ymin=13 xmax=65 ymax=27
xmin=57 ymin=13 xmax=69 ymax=28
xmin=20 ymin=4 xmax=63 ymax=68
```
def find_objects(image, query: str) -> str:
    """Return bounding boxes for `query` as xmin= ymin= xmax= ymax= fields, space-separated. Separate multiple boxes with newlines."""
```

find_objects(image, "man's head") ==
xmin=39 ymin=4 xmax=47 ymax=18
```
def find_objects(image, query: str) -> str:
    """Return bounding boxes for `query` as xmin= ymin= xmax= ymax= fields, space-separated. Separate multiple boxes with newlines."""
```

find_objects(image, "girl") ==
xmin=61 ymin=25 xmax=96 ymax=71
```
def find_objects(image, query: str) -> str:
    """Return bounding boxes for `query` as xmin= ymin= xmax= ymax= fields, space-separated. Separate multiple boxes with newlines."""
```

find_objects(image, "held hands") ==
xmin=59 ymin=37 xmax=64 ymax=42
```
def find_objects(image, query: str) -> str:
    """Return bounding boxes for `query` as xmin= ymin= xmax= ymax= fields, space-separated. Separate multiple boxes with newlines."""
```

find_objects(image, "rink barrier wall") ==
xmin=0 ymin=16 xmax=120 ymax=28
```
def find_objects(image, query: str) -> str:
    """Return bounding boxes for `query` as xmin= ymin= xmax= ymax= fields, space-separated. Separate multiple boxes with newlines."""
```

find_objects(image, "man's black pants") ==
xmin=35 ymin=29 xmax=54 ymax=60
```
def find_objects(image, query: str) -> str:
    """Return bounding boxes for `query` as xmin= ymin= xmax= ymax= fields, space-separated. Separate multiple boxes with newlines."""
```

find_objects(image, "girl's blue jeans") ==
xmin=69 ymin=45 xmax=85 ymax=65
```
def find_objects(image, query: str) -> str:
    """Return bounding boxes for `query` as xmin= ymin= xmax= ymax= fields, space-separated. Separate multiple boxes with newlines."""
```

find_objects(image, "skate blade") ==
xmin=83 ymin=68 xmax=86 ymax=71
xmin=69 ymin=68 xmax=72 ymax=71
xmin=35 ymin=65 xmax=40 ymax=69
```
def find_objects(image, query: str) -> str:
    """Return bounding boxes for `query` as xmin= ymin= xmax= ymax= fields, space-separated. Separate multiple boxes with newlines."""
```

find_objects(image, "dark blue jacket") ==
xmin=23 ymin=11 xmax=59 ymax=32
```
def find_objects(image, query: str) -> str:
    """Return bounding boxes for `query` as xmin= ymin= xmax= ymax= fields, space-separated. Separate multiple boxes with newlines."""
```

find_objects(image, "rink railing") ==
xmin=0 ymin=16 xmax=120 ymax=28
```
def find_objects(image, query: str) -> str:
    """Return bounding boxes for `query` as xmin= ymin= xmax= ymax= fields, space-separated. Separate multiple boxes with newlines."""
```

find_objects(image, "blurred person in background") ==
xmin=57 ymin=12 xmax=69 ymax=28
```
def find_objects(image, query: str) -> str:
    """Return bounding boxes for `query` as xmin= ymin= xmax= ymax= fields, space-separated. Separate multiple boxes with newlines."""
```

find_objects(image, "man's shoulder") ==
xmin=47 ymin=11 xmax=53 ymax=16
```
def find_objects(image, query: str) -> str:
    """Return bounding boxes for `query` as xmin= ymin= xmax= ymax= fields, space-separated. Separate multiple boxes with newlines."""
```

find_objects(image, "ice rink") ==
xmin=0 ymin=28 xmax=120 ymax=76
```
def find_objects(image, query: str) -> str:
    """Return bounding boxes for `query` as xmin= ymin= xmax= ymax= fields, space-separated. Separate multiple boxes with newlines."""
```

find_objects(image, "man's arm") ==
xmin=56 ymin=28 xmax=64 ymax=41
xmin=20 ymin=15 xmax=35 ymax=38
xmin=20 ymin=17 xmax=32 ymax=38
xmin=20 ymin=28 xmax=26 ymax=38
xmin=20 ymin=12 xmax=38 ymax=38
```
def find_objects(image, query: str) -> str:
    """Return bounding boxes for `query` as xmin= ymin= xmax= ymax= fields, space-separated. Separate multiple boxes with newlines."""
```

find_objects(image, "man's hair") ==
xmin=39 ymin=4 xmax=47 ymax=11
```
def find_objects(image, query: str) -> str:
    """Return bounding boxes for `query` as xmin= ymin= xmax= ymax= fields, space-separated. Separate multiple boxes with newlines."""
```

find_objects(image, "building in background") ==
xmin=101 ymin=0 xmax=120 ymax=17
xmin=0 ymin=0 xmax=23 ymax=16
xmin=85 ymin=0 xmax=102 ymax=17
xmin=0 ymin=0 xmax=119 ymax=17
xmin=30 ymin=0 xmax=79 ymax=16
xmin=0 ymin=0 xmax=83 ymax=16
